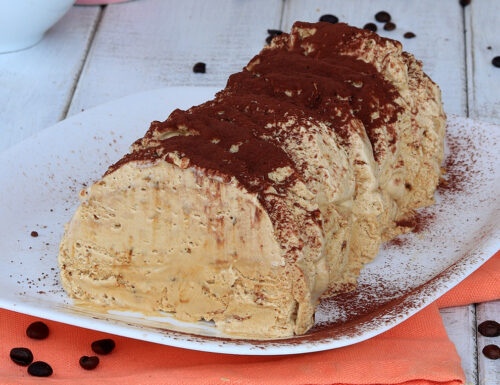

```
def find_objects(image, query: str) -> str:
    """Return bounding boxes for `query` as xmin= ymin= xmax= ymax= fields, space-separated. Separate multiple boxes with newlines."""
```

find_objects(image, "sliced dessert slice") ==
xmin=60 ymin=133 xmax=331 ymax=338
xmin=142 ymin=89 xmax=361 ymax=290
xmin=277 ymin=22 xmax=446 ymax=236
xmin=238 ymin=48 xmax=410 ymax=279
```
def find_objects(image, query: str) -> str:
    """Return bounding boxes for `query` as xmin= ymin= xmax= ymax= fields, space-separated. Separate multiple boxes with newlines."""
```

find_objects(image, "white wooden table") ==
xmin=1 ymin=1 xmax=499 ymax=383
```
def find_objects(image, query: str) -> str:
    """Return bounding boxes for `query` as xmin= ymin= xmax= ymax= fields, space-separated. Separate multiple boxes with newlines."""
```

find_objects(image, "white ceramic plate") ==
xmin=0 ymin=87 xmax=498 ymax=355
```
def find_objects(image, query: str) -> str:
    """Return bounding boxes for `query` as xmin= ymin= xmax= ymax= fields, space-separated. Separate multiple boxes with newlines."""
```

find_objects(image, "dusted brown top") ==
xmin=235 ymin=48 xmax=402 ymax=156
xmin=108 ymin=124 xmax=297 ymax=196
xmin=289 ymin=21 xmax=400 ymax=55
xmin=107 ymin=21 xmax=403 ymax=203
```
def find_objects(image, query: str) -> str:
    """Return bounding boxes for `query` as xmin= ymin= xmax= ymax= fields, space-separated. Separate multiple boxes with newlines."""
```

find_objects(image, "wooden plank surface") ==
xmin=465 ymin=0 xmax=500 ymax=123
xmin=441 ymin=305 xmax=478 ymax=385
xmin=0 ymin=6 xmax=101 ymax=152
xmin=67 ymin=0 xmax=283 ymax=116
xmin=466 ymin=1 xmax=500 ymax=383
xmin=282 ymin=0 xmax=467 ymax=115
xmin=476 ymin=301 xmax=500 ymax=385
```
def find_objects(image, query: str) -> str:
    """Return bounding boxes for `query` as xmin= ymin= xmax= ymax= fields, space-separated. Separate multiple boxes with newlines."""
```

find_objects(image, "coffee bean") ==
xmin=482 ymin=344 xmax=500 ymax=360
xmin=28 ymin=361 xmax=53 ymax=377
xmin=91 ymin=338 xmax=115 ymax=355
xmin=267 ymin=29 xmax=283 ymax=36
xmin=487 ymin=46 xmax=492 ymax=50
xmin=10 ymin=347 xmax=33 ymax=366
xmin=30 ymin=231 xmax=38 ymax=237
xmin=79 ymin=355 xmax=100 ymax=370
xmin=26 ymin=321 xmax=49 ymax=340
xmin=319 ymin=14 xmax=339 ymax=24
xmin=266 ymin=29 xmax=283 ymax=45
xmin=460 ymin=0 xmax=471 ymax=7
xmin=384 ymin=22 xmax=396 ymax=31
xmin=375 ymin=11 xmax=391 ymax=23
xmin=404 ymin=32 xmax=416 ymax=39
xmin=363 ymin=23 xmax=377 ymax=32
xmin=478 ymin=320 xmax=500 ymax=337
xmin=192 ymin=62 xmax=206 ymax=74
xmin=492 ymin=56 xmax=500 ymax=68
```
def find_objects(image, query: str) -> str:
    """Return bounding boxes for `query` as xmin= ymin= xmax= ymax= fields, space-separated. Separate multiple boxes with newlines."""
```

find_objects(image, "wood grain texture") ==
xmin=465 ymin=3 xmax=500 ymax=380
xmin=283 ymin=2 xmax=479 ymax=380
xmin=0 ymin=6 xmax=101 ymax=152
xmin=464 ymin=3 xmax=500 ymax=379
xmin=465 ymin=0 xmax=500 ymax=123
xmin=476 ymin=300 xmax=500 ymax=385
xmin=466 ymin=4 xmax=500 ymax=380
xmin=282 ymin=0 xmax=467 ymax=115
xmin=67 ymin=0 xmax=283 ymax=116
xmin=441 ymin=305 xmax=478 ymax=385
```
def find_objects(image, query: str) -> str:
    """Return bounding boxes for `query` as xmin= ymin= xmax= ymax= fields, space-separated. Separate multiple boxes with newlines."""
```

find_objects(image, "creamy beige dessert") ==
xmin=59 ymin=22 xmax=446 ymax=339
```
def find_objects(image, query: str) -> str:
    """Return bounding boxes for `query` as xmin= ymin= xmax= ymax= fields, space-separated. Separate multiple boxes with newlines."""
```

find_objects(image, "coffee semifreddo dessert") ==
xmin=58 ymin=22 xmax=446 ymax=339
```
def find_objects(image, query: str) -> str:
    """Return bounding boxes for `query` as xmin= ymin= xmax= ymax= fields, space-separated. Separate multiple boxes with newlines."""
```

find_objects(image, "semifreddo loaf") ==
xmin=59 ymin=22 xmax=446 ymax=339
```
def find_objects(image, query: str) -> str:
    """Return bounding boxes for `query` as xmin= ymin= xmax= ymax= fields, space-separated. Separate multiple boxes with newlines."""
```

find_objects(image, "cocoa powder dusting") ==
xmin=107 ymin=22 xmax=402 ymax=187
xmin=395 ymin=210 xmax=436 ymax=234
xmin=438 ymin=131 xmax=478 ymax=194
xmin=413 ymin=211 xmax=436 ymax=233
xmin=385 ymin=237 xmax=407 ymax=248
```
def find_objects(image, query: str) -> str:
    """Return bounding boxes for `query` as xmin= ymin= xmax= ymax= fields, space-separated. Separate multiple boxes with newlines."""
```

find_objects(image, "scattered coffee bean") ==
xmin=482 ymin=344 xmax=500 ymax=360
xmin=319 ymin=14 xmax=339 ymax=24
xmin=30 ymin=231 xmax=38 ymax=237
xmin=26 ymin=321 xmax=49 ymax=340
xmin=363 ymin=23 xmax=377 ymax=32
xmin=192 ymin=62 xmax=206 ymax=74
xmin=375 ymin=11 xmax=391 ymax=23
xmin=404 ymin=32 xmax=416 ymax=39
xmin=384 ymin=22 xmax=396 ymax=31
xmin=91 ymin=338 xmax=115 ymax=355
xmin=10 ymin=347 xmax=33 ymax=366
xmin=478 ymin=320 xmax=500 ymax=337
xmin=266 ymin=29 xmax=283 ymax=44
xmin=28 ymin=361 xmax=53 ymax=377
xmin=492 ymin=56 xmax=500 ymax=68
xmin=460 ymin=0 xmax=471 ymax=7
xmin=487 ymin=46 xmax=492 ymax=50
xmin=79 ymin=355 xmax=100 ymax=370
xmin=267 ymin=29 xmax=282 ymax=36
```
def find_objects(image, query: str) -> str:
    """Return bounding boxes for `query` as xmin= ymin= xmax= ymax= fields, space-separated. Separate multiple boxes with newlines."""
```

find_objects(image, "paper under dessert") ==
xmin=58 ymin=21 xmax=446 ymax=339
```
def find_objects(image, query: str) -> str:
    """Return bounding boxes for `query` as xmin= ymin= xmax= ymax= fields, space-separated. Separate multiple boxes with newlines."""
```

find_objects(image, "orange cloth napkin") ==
xmin=1 ymin=251 xmax=499 ymax=385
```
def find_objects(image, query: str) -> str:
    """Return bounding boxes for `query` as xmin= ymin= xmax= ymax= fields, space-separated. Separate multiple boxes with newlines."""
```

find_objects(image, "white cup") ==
xmin=0 ymin=0 xmax=76 ymax=54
